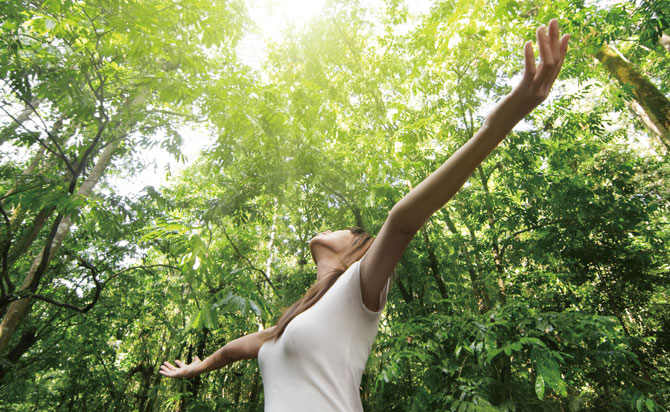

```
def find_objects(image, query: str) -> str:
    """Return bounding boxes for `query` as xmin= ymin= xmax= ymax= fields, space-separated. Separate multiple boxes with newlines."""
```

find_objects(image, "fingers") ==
xmin=160 ymin=362 xmax=175 ymax=377
xmin=534 ymin=19 xmax=570 ymax=84
xmin=559 ymin=33 xmax=570 ymax=61
xmin=523 ymin=40 xmax=536 ymax=79
xmin=550 ymin=32 xmax=570 ymax=79
xmin=518 ymin=40 xmax=537 ymax=91
xmin=536 ymin=24 xmax=554 ymax=70
xmin=159 ymin=360 xmax=182 ymax=377
xmin=548 ymin=19 xmax=560 ymax=58
xmin=163 ymin=361 xmax=177 ymax=371
xmin=514 ymin=19 xmax=569 ymax=106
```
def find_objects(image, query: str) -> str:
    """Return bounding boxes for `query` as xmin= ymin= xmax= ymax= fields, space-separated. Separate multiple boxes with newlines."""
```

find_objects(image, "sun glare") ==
xmin=259 ymin=0 xmax=328 ymax=40
xmin=238 ymin=0 xmax=327 ymax=70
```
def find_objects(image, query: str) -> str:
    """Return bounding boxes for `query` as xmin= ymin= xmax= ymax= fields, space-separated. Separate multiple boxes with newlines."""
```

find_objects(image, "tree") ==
xmin=0 ymin=0 xmax=247 ymax=362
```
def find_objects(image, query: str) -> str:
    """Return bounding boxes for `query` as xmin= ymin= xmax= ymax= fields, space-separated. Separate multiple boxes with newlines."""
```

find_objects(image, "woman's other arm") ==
xmin=360 ymin=19 xmax=569 ymax=310
xmin=160 ymin=328 xmax=272 ymax=378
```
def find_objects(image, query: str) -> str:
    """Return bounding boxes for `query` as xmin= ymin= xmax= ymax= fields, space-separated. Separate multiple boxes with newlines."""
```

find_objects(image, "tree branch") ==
xmin=506 ymin=218 xmax=565 ymax=241
xmin=318 ymin=180 xmax=364 ymax=228
xmin=0 ymin=100 xmax=75 ymax=174
xmin=0 ymin=261 xmax=181 ymax=311
xmin=0 ymin=202 xmax=14 ymax=295
xmin=221 ymin=227 xmax=279 ymax=296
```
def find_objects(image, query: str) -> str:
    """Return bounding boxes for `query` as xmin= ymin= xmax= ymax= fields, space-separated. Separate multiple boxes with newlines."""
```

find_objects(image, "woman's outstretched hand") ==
xmin=486 ymin=18 xmax=570 ymax=130
xmin=160 ymin=356 xmax=202 ymax=379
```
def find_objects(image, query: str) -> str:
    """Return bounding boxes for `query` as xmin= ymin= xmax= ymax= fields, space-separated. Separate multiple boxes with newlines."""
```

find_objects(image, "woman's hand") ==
xmin=159 ymin=356 xmax=202 ymax=379
xmin=515 ymin=19 xmax=570 ymax=107
xmin=486 ymin=19 xmax=570 ymax=130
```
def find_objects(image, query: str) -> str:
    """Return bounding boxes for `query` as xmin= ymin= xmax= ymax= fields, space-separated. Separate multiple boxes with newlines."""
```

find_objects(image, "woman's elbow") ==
xmin=388 ymin=203 xmax=422 ymax=236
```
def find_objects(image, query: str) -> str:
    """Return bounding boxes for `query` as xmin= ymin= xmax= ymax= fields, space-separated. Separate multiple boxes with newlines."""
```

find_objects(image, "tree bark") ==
xmin=4 ymin=115 xmax=63 ymax=229
xmin=626 ymin=100 xmax=670 ymax=151
xmin=0 ymin=328 xmax=36 ymax=381
xmin=442 ymin=210 xmax=491 ymax=312
xmin=6 ymin=206 xmax=56 ymax=270
xmin=660 ymin=33 xmax=670 ymax=53
xmin=595 ymin=43 xmax=670 ymax=149
xmin=136 ymin=364 xmax=154 ymax=412
xmin=185 ymin=328 xmax=209 ymax=404
xmin=406 ymin=180 xmax=448 ymax=301
xmin=1 ymin=118 xmax=64 ymax=297
xmin=2 ymin=145 xmax=47 ymax=218
xmin=247 ymin=370 xmax=261 ymax=412
xmin=419 ymin=226 xmax=448 ymax=300
xmin=0 ymin=140 xmax=119 ymax=353
xmin=477 ymin=166 xmax=506 ymax=304
xmin=0 ymin=98 xmax=41 ymax=146
xmin=395 ymin=273 xmax=413 ymax=304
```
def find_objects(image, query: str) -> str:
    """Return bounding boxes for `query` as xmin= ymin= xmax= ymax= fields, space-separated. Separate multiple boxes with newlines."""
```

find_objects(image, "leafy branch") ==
xmin=0 ymin=96 xmax=75 ymax=174
xmin=0 ymin=261 xmax=180 ymax=312
xmin=221 ymin=226 xmax=279 ymax=296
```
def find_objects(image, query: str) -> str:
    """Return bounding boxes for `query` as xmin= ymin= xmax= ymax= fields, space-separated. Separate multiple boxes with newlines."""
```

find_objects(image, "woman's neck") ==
xmin=315 ymin=256 xmax=345 ymax=282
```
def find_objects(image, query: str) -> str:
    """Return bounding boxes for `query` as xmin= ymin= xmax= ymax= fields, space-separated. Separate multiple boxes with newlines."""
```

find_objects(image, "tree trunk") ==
xmin=4 ymin=115 xmax=63 ymax=230
xmin=0 ymin=328 xmax=37 ymax=382
xmin=266 ymin=201 xmax=277 ymax=280
xmin=660 ymin=33 xmax=670 ymax=53
xmin=2 ymin=145 xmax=47 ymax=216
xmin=185 ymin=328 xmax=209 ymax=403
xmin=0 ymin=139 xmax=119 ymax=353
xmin=247 ymin=370 xmax=261 ymax=412
xmin=136 ymin=366 xmax=153 ymax=412
xmin=7 ymin=206 xmax=56 ymax=269
xmin=477 ymin=166 xmax=506 ymax=304
xmin=595 ymin=43 xmax=670 ymax=149
xmin=395 ymin=274 xmax=413 ymax=304
xmin=419 ymin=226 xmax=448 ymax=300
xmin=0 ymin=98 xmax=40 ymax=146
xmin=407 ymin=181 xmax=448 ymax=301
xmin=443 ymin=210 xmax=491 ymax=312
xmin=1 ymin=120 xmax=59 ymax=296
xmin=626 ymin=100 xmax=670 ymax=151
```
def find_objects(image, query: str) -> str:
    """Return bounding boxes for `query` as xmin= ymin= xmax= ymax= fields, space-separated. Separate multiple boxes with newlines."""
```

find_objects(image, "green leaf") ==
xmin=555 ymin=379 xmax=568 ymax=397
xmin=202 ymin=304 xmax=218 ymax=330
xmin=535 ymin=375 xmax=545 ymax=400
xmin=645 ymin=398 xmax=654 ymax=411
xmin=185 ymin=309 xmax=202 ymax=332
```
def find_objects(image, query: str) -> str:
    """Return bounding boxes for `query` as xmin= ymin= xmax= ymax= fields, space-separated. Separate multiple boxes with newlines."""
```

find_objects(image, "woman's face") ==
xmin=308 ymin=229 xmax=356 ymax=264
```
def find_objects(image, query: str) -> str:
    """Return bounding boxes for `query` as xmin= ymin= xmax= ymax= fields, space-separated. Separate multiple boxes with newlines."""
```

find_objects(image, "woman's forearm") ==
xmin=390 ymin=93 xmax=525 ymax=233
xmin=185 ymin=330 xmax=267 ymax=377
xmin=188 ymin=345 xmax=233 ymax=376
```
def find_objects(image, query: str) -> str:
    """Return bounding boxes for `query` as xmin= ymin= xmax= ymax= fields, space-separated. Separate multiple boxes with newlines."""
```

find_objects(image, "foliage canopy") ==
xmin=0 ymin=0 xmax=668 ymax=411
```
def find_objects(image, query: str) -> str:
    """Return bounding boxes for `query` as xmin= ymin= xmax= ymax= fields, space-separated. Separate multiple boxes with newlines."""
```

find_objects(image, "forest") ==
xmin=0 ymin=0 xmax=668 ymax=411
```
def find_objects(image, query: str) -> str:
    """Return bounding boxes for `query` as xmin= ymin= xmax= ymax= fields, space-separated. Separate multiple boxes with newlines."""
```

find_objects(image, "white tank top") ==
xmin=258 ymin=260 xmax=388 ymax=412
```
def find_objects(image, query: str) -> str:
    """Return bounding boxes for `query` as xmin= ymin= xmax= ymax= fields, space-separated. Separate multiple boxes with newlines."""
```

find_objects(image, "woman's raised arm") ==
xmin=360 ymin=19 xmax=569 ymax=310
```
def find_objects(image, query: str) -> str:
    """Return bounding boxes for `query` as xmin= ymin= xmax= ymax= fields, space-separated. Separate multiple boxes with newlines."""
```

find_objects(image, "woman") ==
xmin=161 ymin=19 xmax=570 ymax=411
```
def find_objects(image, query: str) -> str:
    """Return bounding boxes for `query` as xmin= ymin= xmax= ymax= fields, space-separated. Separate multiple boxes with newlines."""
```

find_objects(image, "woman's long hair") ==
xmin=260 ymin=227 xmax=374 ymax=342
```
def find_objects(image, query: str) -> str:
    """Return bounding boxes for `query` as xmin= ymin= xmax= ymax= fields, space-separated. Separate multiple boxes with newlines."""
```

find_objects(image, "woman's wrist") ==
xmin=185 ymin=364 xmax=200 ymax=378
xmin=183 ymin=357 xmax=206 ymax=378
xmin=484 ymin=91 xmax=534 ymax=132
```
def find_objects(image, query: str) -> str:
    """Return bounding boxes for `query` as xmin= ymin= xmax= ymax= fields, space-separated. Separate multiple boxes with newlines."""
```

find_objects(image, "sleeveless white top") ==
xmin=258 ymin=260 xmax=388 ymax=412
